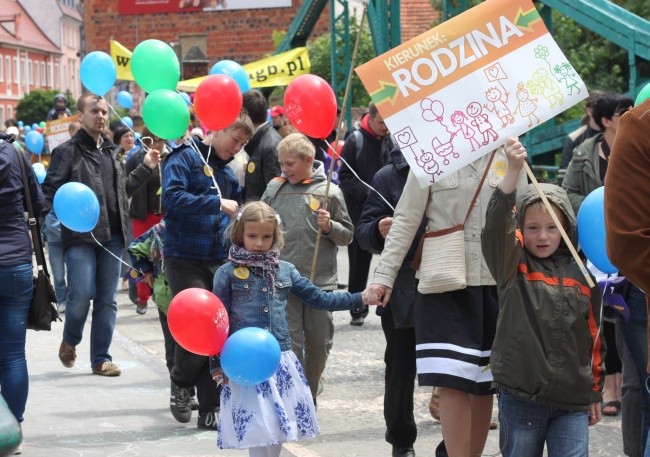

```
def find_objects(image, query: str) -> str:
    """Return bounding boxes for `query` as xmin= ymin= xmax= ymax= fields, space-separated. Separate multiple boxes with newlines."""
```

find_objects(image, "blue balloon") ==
xmin=121 ymin=116 xmax=133 ymax=129
xmin=53 ymin=182 xmax=100 ymax=233
xmin=32 ymin=164 xmax=46 ymax=184
xmin=25 ymin=130 xmax=45 ymax=154
xmin=31 ymin=123 xmax=39 ymax=131
xmin=116 ymin=90 xmax=133 ymax=109
xmin=17 ymin=120 xmax=23 ymax=127
xmin=179 ymin=91 xmax=191 ymax=106
xmin=220 ymin=327 xmax=281 ymax=386
xmin=24 ymin=125 xmax=31 ymax=132
xmin=80 ymin=51 xmax=117 ymax=96
xmin=209 ymin=60 xmax=250 ymax=94
xmin=577 ymin=187 xmax=617 ymax=274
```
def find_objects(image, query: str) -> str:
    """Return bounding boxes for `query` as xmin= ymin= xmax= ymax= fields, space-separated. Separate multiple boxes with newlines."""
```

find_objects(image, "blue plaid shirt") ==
xmin=162 ymin=137 xmax=242 ymax=261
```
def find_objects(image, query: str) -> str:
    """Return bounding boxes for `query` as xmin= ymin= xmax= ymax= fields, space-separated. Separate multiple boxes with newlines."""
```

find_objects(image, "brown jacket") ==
xmin=604 ymin=99 xmax=650 ymax=363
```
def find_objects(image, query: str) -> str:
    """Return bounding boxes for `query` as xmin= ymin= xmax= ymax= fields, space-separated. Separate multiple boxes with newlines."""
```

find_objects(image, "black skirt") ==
xmin=414 ymin=286 xmax=498 ymax=395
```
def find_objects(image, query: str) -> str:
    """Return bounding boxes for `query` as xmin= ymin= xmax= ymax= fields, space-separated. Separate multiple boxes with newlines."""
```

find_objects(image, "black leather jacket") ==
xmin=243 ymin=123 xmax=282 ymax=201
xmin=43 ymin=128 xmax=154 ymax=249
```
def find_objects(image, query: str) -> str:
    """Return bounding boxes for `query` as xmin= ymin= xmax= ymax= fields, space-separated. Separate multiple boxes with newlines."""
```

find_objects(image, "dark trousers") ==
xmin=348 ymin=237 xmax=372 ymax=318
xmin=157 ymin=308 xmax=175 ymax=373
xmin=381 ymin=310 xmax=417 ymax=447
xmin=166 ymin=256 xmax=222 ymax=413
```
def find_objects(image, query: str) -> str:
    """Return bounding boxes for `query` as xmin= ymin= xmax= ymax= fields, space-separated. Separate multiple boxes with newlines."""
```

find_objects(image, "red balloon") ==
xmin=194 ymin=74 xmax=243 ymax=131
xmin=167 ymin=288 xmax=229 ymax=356
xmin=284 ymin=74 xmax=338 ymax=139
xmin=328 ymin=140 xmax=344 ymax=160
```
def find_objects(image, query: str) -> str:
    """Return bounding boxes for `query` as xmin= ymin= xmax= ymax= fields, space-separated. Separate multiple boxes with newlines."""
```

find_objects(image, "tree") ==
xmin=16 ymin=89 xmax=75 ymax=125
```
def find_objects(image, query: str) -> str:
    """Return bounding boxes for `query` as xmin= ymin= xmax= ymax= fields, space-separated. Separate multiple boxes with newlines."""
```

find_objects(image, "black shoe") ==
xmin=392 ymin=446 xmax=415 ymax=457
xmin=350 ymin=315 xmax=365 ymax=326
xmin=189 ymin=386 xmax=199 ymax=411
xmin=170 ymin=382 xmax=192 ymax=423
xmin=197 ymin=410 xmax=219 ymax=430
xmin=128 ymin=284 xmax=139 ymax=306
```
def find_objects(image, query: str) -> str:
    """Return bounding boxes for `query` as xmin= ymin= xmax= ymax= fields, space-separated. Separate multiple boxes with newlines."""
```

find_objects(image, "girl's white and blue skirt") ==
xmin=218 ymin=351 xmax=320 ymax=449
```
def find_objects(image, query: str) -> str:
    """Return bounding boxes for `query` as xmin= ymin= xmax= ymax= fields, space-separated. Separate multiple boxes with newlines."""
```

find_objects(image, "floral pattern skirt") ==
xmin=217 ymin=351 xmax=320 ymax=449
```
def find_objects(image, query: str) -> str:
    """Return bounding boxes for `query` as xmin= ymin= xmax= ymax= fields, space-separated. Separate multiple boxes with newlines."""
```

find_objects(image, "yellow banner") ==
xmin=111 ymin=40 xmax=134 ymax=81
xmin=176 ymin=47 xmax=310 ymax=92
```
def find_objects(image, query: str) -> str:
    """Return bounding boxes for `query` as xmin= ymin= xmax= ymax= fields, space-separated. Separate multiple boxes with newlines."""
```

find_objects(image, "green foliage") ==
xmin=16 ymin=89 xmax=62 ymax=125
xmin=307 ymin=17 xmax=376 ymax=107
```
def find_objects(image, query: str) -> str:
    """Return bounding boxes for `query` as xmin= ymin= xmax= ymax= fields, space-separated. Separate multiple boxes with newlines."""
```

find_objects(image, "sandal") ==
xmin=429 ymin=387 xmax=440 ymax=420
xmin=602 ymin=400 xmax=621 ymax=416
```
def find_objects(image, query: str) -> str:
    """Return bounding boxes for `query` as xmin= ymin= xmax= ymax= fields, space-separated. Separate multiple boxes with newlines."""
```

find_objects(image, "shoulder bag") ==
xmin=412 ymin=151 xmax=495 ymax=294
xmin=14 ymin=148 xmax=60 ymax=331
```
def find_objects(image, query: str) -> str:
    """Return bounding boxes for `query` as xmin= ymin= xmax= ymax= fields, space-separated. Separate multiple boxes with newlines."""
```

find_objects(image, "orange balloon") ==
xmin=168 ymin=288 xmax=229 ymax=356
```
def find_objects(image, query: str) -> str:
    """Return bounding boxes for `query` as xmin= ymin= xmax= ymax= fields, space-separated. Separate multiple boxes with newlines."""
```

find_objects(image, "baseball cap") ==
xmin=5 ymin=126 xmax=19 ymax=138
xmin=270 ymin=105 xmax=285 ymax=117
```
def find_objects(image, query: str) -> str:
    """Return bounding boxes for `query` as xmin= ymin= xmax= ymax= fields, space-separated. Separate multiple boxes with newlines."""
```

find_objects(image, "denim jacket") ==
xmin=209 ymin=260 xmax=363 ymax=371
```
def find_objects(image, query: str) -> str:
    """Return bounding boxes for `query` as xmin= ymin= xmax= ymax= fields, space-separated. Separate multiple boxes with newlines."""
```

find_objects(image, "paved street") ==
xmin=19 ymin=247 xmax=627 ymax=456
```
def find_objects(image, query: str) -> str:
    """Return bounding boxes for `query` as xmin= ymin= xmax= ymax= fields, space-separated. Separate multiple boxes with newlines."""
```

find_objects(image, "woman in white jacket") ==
xmin=365 ymin=147 xmax=526 ymax=457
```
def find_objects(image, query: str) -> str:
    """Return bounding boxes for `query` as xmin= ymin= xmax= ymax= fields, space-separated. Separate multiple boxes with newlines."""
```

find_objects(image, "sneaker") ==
xmin=92 ymin=361 xmax=121 ymax=376
xmin=197 ymin=410 xmax=219 ymax=430
xmin=58 ymin=340 xmax=76 ymax=368
xmin=136 ymin=302 xmax=147 ymax=315
xmin=350 ymin=315 xmax=365 ymax=326
xmin=190 ymin=386 xmax=199 ymax=411
xmin=170 ymin=382 xmax=192 ymax=423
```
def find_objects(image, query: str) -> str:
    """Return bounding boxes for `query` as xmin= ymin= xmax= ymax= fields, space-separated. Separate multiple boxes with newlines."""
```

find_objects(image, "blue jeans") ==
xmin=64 ymin=235 xmax=123 ymax=367
xmin=619 ymin=284 xmax=650 ymax=456
xmin=46 ymin=241 xmax=67 ymax=306
xmin=498 ymin=390 xmax=588 ymax=457
xmin=0 ymin=263 xmax=33 ymax=423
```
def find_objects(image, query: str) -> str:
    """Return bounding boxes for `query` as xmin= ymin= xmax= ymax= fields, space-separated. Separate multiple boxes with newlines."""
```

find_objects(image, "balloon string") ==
xmin=324 ymin=141 xmax=395 ymax=212
xmin=91 ymin=232 xmax=144 ymax=276
xmin=183 ymin=132 xmax=222 ymax=198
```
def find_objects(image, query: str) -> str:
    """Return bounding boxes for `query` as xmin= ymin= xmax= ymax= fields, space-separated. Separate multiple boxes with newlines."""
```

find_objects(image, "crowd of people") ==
xmin=0 ymin=84 xmax=648 ymax=457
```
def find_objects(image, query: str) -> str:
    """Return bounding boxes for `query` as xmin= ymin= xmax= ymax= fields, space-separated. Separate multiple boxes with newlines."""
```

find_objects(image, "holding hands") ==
xmin=362 ymin=283 xmax=391 ymax=307
xmin=500 ymin=137 xmax=527 ymax=195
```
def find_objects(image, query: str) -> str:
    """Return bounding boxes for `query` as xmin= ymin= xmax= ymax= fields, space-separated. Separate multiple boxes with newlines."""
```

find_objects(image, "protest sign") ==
xmin=45 ymin=115 xmax=76 ymax=151
xmin=355 ymin=0 xmax=587 ymax=188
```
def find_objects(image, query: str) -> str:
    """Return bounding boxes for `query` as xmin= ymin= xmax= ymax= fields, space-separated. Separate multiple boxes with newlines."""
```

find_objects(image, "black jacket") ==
xmin=339 ymin=125 xmax=391 ymax=224
xmin=355 ymin=147 xmax=426 ymax=321
xmin=0 ymin=133 xmax=44 ymax=266
xmin=243 ymin=123 xmax=282 ymax=201
xmin=43 ymin=128 xmax=153 ymax=249
xmin=125 ymin=148 xmax=162 ymax=219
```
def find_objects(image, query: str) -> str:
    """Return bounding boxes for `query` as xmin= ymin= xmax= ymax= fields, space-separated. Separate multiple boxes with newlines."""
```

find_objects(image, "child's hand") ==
xmin=221 ymin=199 xmax=239 ymax=218
xmin=316 ymin=209 xmax=332 ymax=233
xmin=363 ymin=284 xmax=392 ymax=307
xmin=504 ymin=137 xmax=527 ymax=170
xmin=500 ymin=138 xmax=527 ymax=195
xmin=212 ymin=369 xmax=228 ymax=386
xmin=143 ymin=272 xmax=154 ymax=288
xmin=588 ymin=402 xmax=601 ymax=426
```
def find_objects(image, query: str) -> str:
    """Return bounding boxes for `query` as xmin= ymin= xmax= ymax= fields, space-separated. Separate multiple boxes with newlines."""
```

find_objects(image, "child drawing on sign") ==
xmin=554 ymin=63 xmax=581 ymax=96
xmin=513 ymin=83 xmax=540 ymax=128
xmin=414 ymin=148 xmax=442 ymax=180
xmin=450 ymin=111 xmax=480 ymax=153
xmin=527 ymin=69 xmax=564 ymax=108
xmin=484 ymin=87 xmax=515 ymax=128
xmin=467 ymin=102 xmax=498 ymax=145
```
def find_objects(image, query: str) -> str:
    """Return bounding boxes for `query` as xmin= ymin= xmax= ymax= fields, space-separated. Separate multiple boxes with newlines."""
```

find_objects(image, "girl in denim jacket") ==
xmin=210 ymin=201 xmax=371 ymax=457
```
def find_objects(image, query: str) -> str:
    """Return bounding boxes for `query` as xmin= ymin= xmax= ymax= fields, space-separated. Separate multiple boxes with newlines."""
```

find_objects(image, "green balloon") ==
xmin=142 ymin=89 xmax=189 ymax=140
xmin=635 ymin=82 xmax=650 ymax=106
xmin=39 ymin=121 xmax=46 ymax=128
xmin=132 ymin=39 xmax=180 ymax=93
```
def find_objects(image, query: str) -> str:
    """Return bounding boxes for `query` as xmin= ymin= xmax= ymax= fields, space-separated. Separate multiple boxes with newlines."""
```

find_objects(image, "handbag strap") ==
xmin=462 ymin=150 xmax=496 ymax=227
xmin=14 ymin=147 xmax=49 ymax=275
